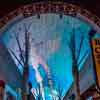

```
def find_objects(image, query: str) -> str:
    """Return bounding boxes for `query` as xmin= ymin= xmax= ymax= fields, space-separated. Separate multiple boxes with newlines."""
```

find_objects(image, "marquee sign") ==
xmin=92 ymin=39 xmax=100 ymax=89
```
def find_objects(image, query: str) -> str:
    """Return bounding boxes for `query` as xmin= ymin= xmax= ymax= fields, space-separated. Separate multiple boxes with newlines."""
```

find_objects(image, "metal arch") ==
xmin=0 ymin=1 xmax=100 ymax=32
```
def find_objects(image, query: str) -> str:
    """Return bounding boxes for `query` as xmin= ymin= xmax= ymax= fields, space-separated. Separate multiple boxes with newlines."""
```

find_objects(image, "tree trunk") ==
xmin=73 ymin=65 xmax=80 ymax=100
xmin=22 ymin=67 xmax=29 ymax=100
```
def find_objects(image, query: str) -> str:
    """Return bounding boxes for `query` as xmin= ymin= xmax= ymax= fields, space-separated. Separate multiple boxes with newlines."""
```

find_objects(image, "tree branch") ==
xmin=8 ymin=48 xmax=24 ymax=67
xmin=78 ymin=50 xmax=88 ymax=67
xmin=76 ymin=35 xmax=84 ymax=61
xmin=14 ymin=32 xmax=25 ymax=65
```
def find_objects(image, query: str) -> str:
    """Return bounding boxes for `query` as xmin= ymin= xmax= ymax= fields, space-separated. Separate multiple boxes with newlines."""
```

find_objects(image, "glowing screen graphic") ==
xmin=2 ymin=14 xmax=92 ymax=99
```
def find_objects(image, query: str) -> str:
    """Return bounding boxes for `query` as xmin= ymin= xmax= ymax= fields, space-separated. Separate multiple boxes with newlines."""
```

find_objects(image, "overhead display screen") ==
xmin=2 ymin=14 xmax=94 ymax=99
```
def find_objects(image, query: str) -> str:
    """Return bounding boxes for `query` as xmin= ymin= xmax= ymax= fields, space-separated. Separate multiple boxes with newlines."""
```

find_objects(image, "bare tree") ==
xmin=64 ymin=27 xmax=89 ymax=100
xmin=8 ymin=24 xmax=36 ymax=100
xmin=8 ymin=23 xmax=31 ymax=100
xmin=72 ymin=28 xmax=88 ymax=100
xmin=8 ymin=23 xmax=45 ymax=100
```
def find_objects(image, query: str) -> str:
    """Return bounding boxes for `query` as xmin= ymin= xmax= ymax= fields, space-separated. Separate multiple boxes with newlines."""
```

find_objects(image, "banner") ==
xmin=92 ymin=39 xmax=100 ymax=89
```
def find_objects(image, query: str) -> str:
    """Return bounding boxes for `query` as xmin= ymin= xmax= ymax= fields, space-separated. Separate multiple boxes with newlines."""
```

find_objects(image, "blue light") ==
xmin=2 ymin=14 xmax=92 ymax=99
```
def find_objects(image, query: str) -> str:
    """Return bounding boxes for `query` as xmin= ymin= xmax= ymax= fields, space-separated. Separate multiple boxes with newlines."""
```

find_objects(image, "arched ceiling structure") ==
xmin=0 ymin=0 xmax=100 ymax=18
xmin=0 ymin=2 xmax=100 ymax=99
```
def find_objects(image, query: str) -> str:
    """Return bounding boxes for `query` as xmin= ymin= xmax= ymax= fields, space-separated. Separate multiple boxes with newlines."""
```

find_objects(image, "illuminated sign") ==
xmin=92 ymin=39 xmax=100 ymax=89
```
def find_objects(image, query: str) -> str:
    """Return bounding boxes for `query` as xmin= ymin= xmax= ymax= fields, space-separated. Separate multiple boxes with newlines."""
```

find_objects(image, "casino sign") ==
xmin=92 ymin=39 xmax=100 ymax=90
